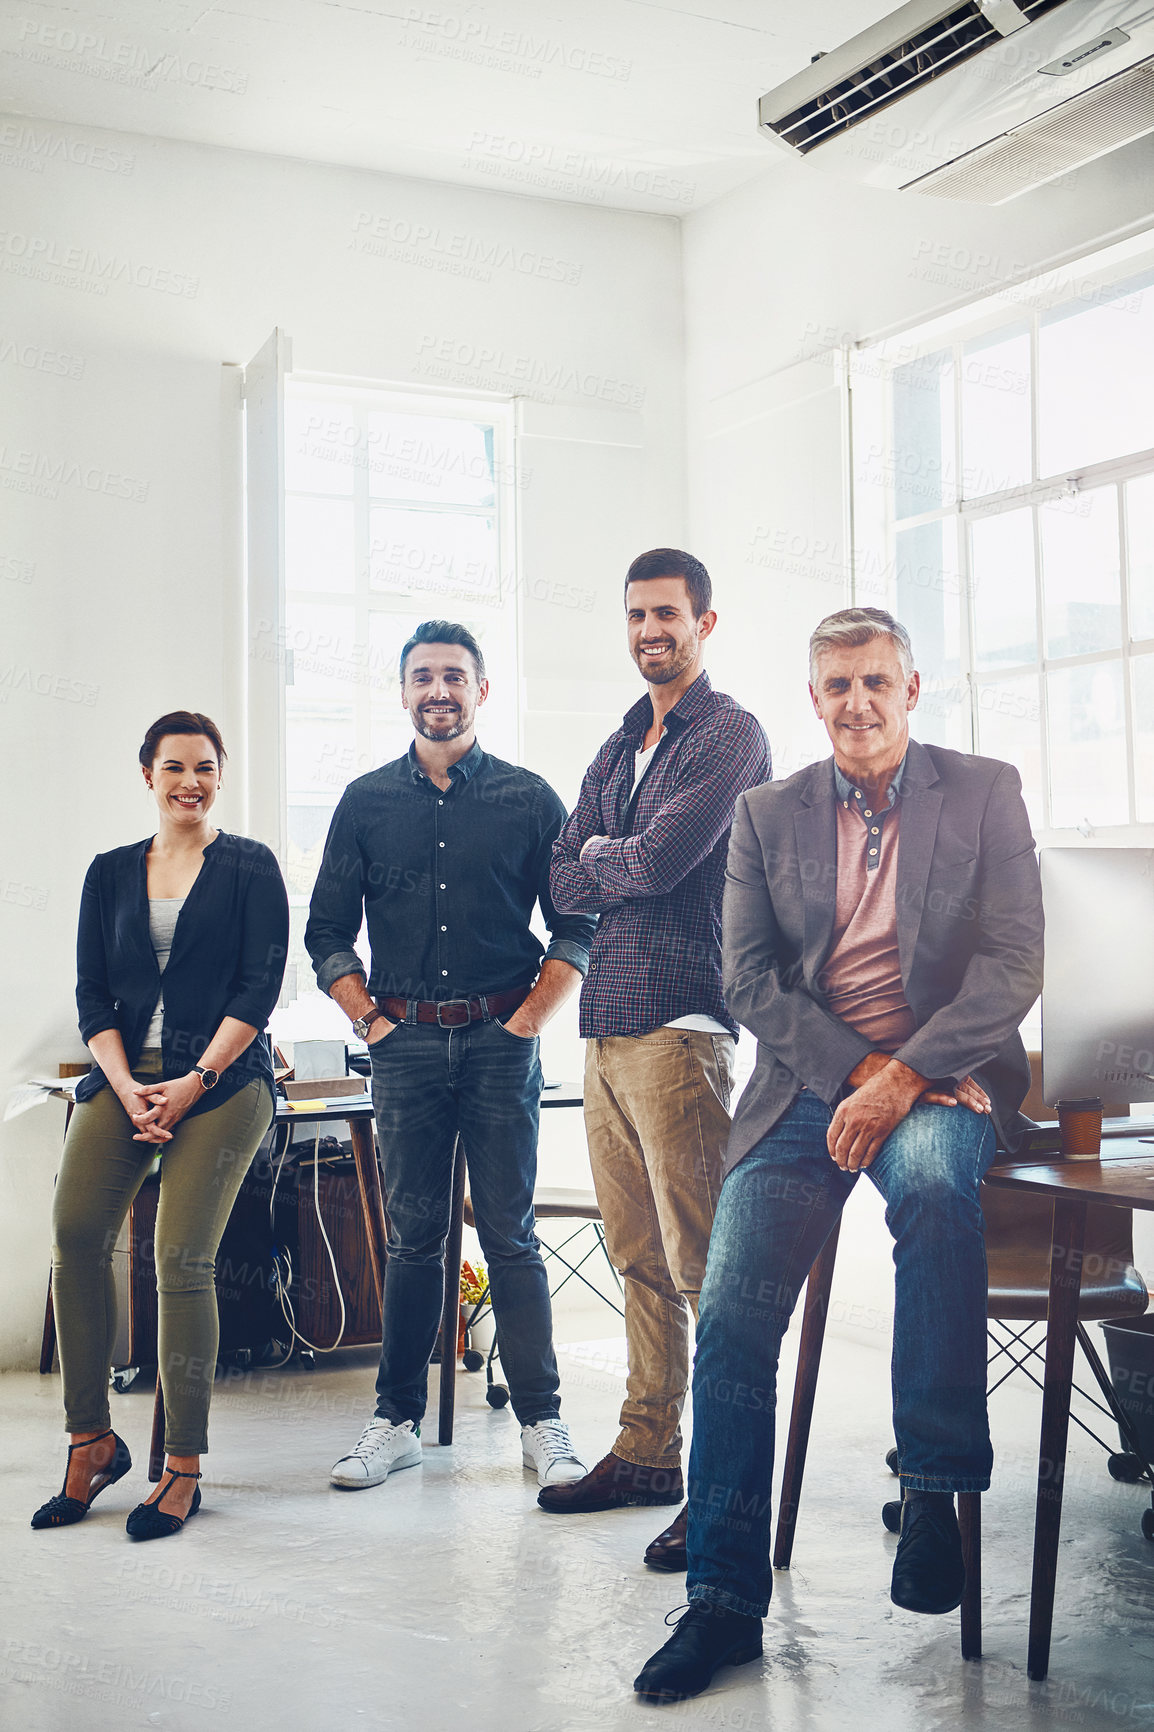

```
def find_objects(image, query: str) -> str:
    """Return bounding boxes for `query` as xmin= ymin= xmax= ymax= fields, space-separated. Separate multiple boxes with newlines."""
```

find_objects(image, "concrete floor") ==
xmin=2 ymin=1330 xmax=1153 ymax=1732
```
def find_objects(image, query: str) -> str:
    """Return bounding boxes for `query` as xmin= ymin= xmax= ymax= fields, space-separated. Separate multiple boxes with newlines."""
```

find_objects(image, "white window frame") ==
xmin=277 ymin=372 xmax=521 ymax=1016
xmin=849 ymin=230 xmax=1154 ymax=847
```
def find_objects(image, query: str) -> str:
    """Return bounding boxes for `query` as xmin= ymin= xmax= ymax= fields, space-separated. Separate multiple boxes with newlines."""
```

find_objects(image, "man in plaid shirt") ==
xmin=540 ymin=549 xmax=770 ymax=1571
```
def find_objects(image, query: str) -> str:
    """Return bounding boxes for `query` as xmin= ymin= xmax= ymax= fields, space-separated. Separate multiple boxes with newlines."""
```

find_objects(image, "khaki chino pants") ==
xmin=583 ymin=1028 xmax=735 ymax=1469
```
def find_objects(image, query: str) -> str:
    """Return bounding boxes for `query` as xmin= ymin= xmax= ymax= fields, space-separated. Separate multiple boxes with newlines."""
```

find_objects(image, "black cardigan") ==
xmin=74 ymin=831 xmax=289 ymax=1117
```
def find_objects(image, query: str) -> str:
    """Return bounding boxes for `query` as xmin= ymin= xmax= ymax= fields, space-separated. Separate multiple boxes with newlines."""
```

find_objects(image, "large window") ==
xmin=851 ymin=239 xmax=1154 ymax=839
xmin=279 ymin=382 xmax=519 ymax=1021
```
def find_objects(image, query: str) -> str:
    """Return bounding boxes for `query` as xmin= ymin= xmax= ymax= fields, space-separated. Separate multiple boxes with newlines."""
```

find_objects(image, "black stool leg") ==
xmin=959 ymin=1491 xmax=982 ymax=1658
xmin=773 ymin=1219 xmax=841 ymax=1570
xmin=438 ymin=1137 xmax=466 ymax=1445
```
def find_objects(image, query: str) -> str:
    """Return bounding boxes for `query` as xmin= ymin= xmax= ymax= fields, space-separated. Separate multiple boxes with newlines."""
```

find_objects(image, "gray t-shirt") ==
xmin=143 ymin=898 xmax=185 ymax=1050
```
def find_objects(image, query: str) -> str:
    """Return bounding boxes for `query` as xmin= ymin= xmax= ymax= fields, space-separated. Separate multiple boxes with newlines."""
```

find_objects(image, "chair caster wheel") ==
xmin=882 ymin=1499 xmax=903 ymax=1534
xmin=485 ymin=1383 xmax=510 ymax=1408
xmin=1142 ymin=1509 xmax=1154 ymax=1542
xmin=1108 ymin=1452 xmax=1146 ymax=1483
xmin=885 ymin=1448 xmax=899 ymax=1477
xmin=462 ymin=1349 xmax=484 ymax=1372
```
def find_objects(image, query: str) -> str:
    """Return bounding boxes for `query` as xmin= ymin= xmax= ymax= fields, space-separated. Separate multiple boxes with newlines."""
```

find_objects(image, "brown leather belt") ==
xmin=377 ymin=986 xmax=531 ymax=1028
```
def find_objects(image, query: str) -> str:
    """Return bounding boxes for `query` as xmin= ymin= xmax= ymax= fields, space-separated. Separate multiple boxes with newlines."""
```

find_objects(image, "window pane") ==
xmin=286 ymin=802 xmax=338 ymax=898
xmin=1038 ymin=269 xmax=1154 ymax=475
xmin=286 ymin=712 xmax=355 ymax=802
xmin=970 ymin=509 xmax=1036 ymax=669
xmin=1126 ymin=474 xmax=1154 ymax=642
xmin=962 ymin=326 xmax=1031 ymax=495
xmin=285 ymin=398 xmax=357 ymax=496
xmin=890 ymin=348 xmax=954 ymax=520
xmin=1134 ymin=654 xmax=1154 ymax=823
xmin=1039 ymin=488 xmax=1121 ymax=658
xmin=895 ymin=520 xmax=961 ymax=678
xmin=285 ymin=497 xmax=355 ymax=595
xmin=368 ymin=507 xmax=499 ymax=605
xmin=285 ymin=600 xmax=360 ymax=704
xmin=974 ymin=673 xmax=1043 ymax=830
xmin=911 ymin=676 xmax=969 ymax=751
xmin=1047 ymin=661 xmax=1127 ymax=828
xmin=366 ymin=413 xmax=497 ymax=506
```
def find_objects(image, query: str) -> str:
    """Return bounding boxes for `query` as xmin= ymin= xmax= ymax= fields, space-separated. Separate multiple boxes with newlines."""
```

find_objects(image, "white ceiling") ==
xmin=0 ymin=1 xmax=891 ymax=212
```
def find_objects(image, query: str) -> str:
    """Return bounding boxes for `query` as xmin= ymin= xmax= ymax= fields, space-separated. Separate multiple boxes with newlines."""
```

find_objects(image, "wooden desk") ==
xmin=275 ymin=1097 xmax=387 ymax=1310
xmin=984 ymin=1140 xmax=1154 ymax=1679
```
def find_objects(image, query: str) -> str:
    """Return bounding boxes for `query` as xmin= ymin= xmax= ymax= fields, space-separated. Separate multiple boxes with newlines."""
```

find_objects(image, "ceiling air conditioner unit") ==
xmin=758 ymin=0 xmax=1154 ymax=201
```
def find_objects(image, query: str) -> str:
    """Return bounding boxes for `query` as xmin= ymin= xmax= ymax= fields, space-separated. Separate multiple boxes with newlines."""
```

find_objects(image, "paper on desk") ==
xmin=5 ymin=1077 xmax=76 ymax=1121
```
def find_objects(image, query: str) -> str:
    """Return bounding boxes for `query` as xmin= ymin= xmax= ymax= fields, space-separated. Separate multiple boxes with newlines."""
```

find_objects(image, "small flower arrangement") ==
xmin=460 ymin=1260 xmax=489 ymax=1306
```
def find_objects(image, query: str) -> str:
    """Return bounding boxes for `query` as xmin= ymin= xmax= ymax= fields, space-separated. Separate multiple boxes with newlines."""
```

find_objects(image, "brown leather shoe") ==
xmin=643 ymin=1502 xmax=688 ymax=1571
xmin=537 ymin=1451 xmax=683 ymax=1513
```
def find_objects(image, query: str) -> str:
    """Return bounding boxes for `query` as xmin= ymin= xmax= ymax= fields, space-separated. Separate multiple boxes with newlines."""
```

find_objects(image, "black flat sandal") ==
xmin=126 ymin=1469 xmax=202 ymax=1541
xmin=31 ymin=1429 xmax=133 ymax=1529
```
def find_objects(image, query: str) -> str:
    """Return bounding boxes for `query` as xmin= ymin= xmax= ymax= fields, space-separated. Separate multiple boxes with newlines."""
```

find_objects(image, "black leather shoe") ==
xmin=643 ymin=1503 xmax=688 ymax=1571
xmin=126 ymin=1469 xmax=202 ymax=1542
xmin=31 ymin=1430 xmax=132 ymax=1530
xmin=890 ymin=1495 xmax=965 ymax=1614
xmin=634 ymin=1602 xmax=763 ymax=1704
xmin=537 ymin=1451 xmax=683 ymax=1513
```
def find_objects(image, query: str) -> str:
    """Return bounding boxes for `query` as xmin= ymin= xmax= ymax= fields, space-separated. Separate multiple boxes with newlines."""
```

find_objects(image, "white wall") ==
xmin=682 ymin=137 xmax=1154 ymax=1342
xmin=0 ymin=120 xmax=684 ymax=1367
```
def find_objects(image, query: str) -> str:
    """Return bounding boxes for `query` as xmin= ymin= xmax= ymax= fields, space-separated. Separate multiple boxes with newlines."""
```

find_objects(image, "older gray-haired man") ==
xmin=634 ymin=605 xmax=1044 ymax=1704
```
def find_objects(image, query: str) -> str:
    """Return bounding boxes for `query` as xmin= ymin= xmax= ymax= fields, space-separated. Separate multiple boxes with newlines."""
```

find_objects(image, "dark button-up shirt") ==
xmin=550 ymin=672 xmax=771 ymax=1037
xmin=75 ymin=832 xmax=289 ymax=1115
xmin=833 ymin=753 xmax=907 ymax=873
xmin=305 ymin=740 xmax=595 ymax=1004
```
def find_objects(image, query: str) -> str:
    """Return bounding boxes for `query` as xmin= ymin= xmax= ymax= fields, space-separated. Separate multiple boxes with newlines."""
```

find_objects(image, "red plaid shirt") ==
xmin=550 ymin=672 xmax=770 ymax=1037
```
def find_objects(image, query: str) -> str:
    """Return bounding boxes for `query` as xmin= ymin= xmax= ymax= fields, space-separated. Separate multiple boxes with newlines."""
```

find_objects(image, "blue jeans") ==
xmin=368 ymin=1017 xmax=560 ymax=1428
xmin=686 ymin=1090 xmax=997 ymax=1618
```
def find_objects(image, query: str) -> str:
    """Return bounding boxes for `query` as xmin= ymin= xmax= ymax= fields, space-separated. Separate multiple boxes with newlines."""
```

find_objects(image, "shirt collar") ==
xmin=833 ymin=752 xmax=907 ymax=810
xmin=407 ymin=738 xmax=484 ymax=787
xmin=621 ymin=669 xmax=713 ymax=741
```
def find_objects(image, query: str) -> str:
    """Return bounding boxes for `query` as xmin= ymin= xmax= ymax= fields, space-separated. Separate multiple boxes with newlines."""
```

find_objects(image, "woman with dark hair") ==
xmin=33 ymin=711 xmax=288 ymax=1540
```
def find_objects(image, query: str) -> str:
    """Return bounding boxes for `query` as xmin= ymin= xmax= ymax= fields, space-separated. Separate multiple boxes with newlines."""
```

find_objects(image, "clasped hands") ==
xmin=826 ymin=1051 xmax=991 ymax=1173
xmin=121 ymin=1072 xmax=206 ymax=1144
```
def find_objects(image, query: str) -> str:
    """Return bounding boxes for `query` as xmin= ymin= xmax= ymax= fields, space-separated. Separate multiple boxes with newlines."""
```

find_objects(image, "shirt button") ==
xmin=871 ymin=826 xmax=879 ymax=835
xmin=438 ymin=800 xmax=444 ymax=806
xmin=439 ymin=841 xmax=445 ymax=848
xmin=440 ymin=883 xmax=446 ymax=890
xmin=441 ymin=925 xmax=447 ymax=932
xmin=869 ymin=847 xmax=878 ymax=856
xmin=854 ymin=790 xmax=862 ymax=799
xmin=441 ymin=970 xmax=448 ymax=977
xmin=863 ymin=810 xmax=872 ymax=818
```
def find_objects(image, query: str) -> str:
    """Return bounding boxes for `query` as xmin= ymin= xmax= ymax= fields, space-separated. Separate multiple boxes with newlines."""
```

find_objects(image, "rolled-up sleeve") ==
xmin=305 ymin=795 xmax=369 ymax=995
xmin=537 ymin=788 xmax=595 ymax=973
xmin=222 ymin=848 xmax=290 ymax=1027
xmin=75 ymin=857 xmax=119 ymax=1042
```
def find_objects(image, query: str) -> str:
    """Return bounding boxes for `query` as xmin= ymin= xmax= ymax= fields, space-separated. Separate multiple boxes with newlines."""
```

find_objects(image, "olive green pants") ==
xmin=51 ymin=1051 xmax=273 ymax=1454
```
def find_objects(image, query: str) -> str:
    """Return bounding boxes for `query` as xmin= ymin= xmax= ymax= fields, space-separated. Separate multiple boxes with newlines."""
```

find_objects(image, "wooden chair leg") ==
xmin=773 ymin=1218 xmax=841 ymax=1570
xmin=40 ymin=1274 xmax=57 ymax=1374
xmin=438 ymin=1137 xmax=466 ymax=1446
xmin=149 ymin=1379 xmax=166 ymax=1482
xmin=348 ymin=1116 xmax=388 ymax=1312
xmin=959 ymin=1491 xmax=982 ymax=1659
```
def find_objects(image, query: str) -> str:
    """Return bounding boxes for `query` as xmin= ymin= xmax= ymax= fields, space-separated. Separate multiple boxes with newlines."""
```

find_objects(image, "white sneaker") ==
xmin=330 ymin=1418 xmax=422 ymax=1489
xmin=521 ymin=1418 xmax=587 ymax=1487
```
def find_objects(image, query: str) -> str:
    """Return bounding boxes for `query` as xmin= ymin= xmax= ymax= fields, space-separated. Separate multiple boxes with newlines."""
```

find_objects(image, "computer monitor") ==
xmin=1041 ymin=848 xmax=1154 ymax=1107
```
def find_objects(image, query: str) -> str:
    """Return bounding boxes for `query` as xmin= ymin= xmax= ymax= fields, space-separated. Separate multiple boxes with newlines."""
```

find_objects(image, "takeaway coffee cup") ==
xmin=1057 ymin=1098 xmax=1103 ymax=1161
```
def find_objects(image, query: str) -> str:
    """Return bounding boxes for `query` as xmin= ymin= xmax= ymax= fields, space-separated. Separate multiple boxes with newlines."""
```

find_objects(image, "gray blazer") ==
xmin=722 ymin=739 xmax=1044 ymax=1176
